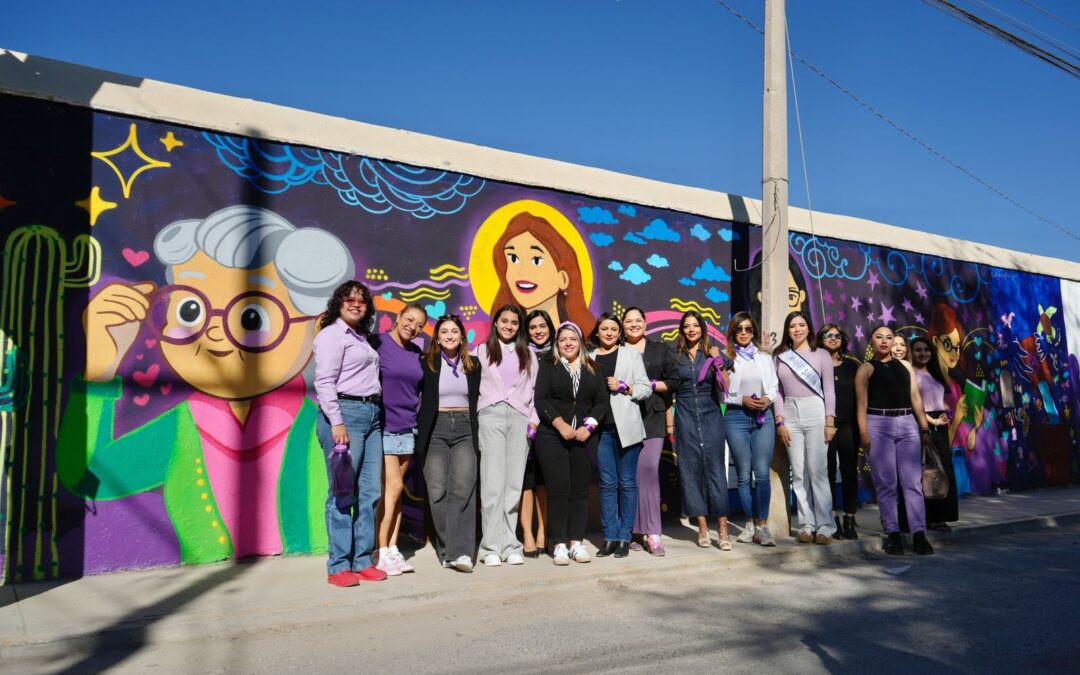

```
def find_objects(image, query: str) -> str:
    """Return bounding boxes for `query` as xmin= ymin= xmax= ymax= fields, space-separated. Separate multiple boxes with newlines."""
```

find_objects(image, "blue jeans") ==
xmin=316 ymin=400 xmax=383 ymax=575
xmin=597 ymin=428 xmax=642 ymax=542
xmin=724 ymin=407 xmax=775 ymax=521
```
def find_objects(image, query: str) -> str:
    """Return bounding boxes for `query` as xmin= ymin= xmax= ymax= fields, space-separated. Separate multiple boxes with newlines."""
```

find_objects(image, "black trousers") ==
xmin=827 ymin=421 xmax=860 ymax=515
xmin=924 ymin=421 xmax=959 ymax=523
xmin=534 ymin=429 xmax=592 ymax=545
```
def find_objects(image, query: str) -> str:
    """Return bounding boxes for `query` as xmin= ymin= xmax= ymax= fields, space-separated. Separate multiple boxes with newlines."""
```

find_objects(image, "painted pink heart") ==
xmin=133 ymin=394 xmax=151 ymax=406
xmin=122 ymin=248 xmax=150 ymax=267
xmin=379 ymin=315 xmax=393 ymax=332
xmin=160 ymin=383 xmax=173 ymax=395
xmin=135 ymin=354 xmax=144 ymax=361
xmin=133 ymin=363 xmax=160 ymax=387
xmin=144 ymin=338 xmax=158 ymax=349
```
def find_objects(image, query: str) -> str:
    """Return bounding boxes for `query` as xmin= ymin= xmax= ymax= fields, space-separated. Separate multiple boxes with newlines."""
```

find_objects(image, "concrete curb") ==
xmin=3 ymin=506 xmax=1078 ymax=652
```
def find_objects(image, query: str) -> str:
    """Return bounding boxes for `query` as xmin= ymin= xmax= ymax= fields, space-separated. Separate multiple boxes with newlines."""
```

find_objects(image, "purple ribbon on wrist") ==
xmin=616 ymin=380 xmax=629 ymax=393
xmin=750 ymin=394 xmax=767 ymax=427
xmin=527 ymin=425 xmax=537 ymax=441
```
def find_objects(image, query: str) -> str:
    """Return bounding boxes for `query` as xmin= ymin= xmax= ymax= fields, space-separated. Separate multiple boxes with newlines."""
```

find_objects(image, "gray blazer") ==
xmin=589 ymin=346 xmax=652 ymax=447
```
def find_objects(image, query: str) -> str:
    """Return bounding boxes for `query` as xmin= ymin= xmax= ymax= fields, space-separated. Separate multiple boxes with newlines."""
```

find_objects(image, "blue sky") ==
xmin=3 ymin=0 xmax=1078 ymax=260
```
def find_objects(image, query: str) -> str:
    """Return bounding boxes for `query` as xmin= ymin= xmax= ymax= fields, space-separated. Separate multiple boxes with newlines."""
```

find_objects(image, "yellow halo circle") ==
xmin=468 ymin=199 xmax=593 ymax=314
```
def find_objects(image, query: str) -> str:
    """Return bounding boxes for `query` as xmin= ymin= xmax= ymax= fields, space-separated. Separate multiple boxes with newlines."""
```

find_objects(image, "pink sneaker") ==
xmin=390 ymin=550 xmax=414 ymax=574
xmin=375 ymin=550 xmax=402 ymax=577
xmin=646 ymin=534 xmax=666 ymax=557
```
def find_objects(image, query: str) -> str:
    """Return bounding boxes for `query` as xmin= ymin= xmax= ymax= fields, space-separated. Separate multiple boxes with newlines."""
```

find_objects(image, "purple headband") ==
xmin=556 ymin=321 xmax=583 ymax=338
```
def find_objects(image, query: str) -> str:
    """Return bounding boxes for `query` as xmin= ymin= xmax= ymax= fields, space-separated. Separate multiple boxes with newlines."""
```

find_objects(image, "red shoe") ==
xmin=327 ymin=571 xmax=359 ymax=587
xmin=354 ymin=565 xmax=388 ymax=582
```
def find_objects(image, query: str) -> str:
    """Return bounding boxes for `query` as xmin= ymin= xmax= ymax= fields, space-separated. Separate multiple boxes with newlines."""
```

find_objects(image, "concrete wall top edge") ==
xmin=2 ymin=49 xmax=1077 ymax=280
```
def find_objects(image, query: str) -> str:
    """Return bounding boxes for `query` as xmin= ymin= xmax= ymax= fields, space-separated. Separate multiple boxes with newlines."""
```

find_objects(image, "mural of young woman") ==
xmin=57 ymin=205 xmax=355 ymax=564
xmin=469 ymin=200 xmax=596 ymax=332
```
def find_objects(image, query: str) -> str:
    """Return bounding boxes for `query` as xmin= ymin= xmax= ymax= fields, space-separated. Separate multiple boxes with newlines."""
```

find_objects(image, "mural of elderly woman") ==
xmin=928 ymin=303 xmax=998 ymax=495
xmin=489 ymin=209 xmax=596 ymax=332
xmin=58 ymin=205 xmax=353 ymax=564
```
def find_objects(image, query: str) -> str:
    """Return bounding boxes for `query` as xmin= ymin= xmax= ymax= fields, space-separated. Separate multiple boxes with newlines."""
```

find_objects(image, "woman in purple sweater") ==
xmin=773 ymin=311 xmax=837 ymax=543
xmin=373 ymin=303 xmax=427 ymax=577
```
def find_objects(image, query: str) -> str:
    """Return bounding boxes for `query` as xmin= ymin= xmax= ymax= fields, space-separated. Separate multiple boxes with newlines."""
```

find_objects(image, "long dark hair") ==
xmin=774 ymin=310 xmax=816 ymax=356
xmin=525 ymin=309 xmax=556 ymax=353
xmin=425 ymin=314 xmax=477 ymax=374
xmin=484 ymin=304 xmax=531 ymax=374
xmin=550 ymin=323 xmax=598 ymax=374
xmin=676 ymin=310 xmax=715 ymax=360
xmin=725 ymin=311 xmax=761 ymax=359
xmin=319 ymin=280 xmax=375 ymax=334
xmin=908 ymin=335 xmax=946 ymax=386
xmin=587 ymin=312 xmax=624 ymax=350
xmin=816 ymin=323 xmax=849 ymax=355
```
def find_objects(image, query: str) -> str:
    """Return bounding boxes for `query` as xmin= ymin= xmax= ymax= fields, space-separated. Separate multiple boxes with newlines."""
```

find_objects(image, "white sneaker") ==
xmin=448 ymin=556 xmax=473 ymax=573
xmin=482 ymin=554 xmax=502 ymax=567
xmin=736 ymin=522 xmax=756 ymax=544
xmin=552 ymin=544 xmax=570 ymax=566
xmin=506 ymin=553 xmax=525 ymax=565
xmin=375 ymin=549 xmax=402 ymax=576
xmin=569 ymin=542 xmax=591 ymax=563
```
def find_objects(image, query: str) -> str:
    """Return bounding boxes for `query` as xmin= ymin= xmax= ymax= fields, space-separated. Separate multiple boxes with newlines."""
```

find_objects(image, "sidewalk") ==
xmin=2 ymin=486 xmax=1079 ymax=651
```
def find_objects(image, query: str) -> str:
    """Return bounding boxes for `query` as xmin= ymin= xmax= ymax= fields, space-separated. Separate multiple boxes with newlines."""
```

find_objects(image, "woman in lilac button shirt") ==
xmin=313 ymin=281 xmax=386 ymax=587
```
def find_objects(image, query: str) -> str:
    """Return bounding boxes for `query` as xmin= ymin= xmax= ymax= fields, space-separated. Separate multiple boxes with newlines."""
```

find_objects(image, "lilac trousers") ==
xmin=866 ymin=414 xmax=926 ymax=534
xmin=633 ymin=437 xmax=665 ymax=536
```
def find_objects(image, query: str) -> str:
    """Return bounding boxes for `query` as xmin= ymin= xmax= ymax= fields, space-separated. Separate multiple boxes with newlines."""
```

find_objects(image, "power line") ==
xmin=712 ymin=0 xmax=1080 ymax=244
xmin=921 ymin=0 xmax=1080 ymax=79
xmin=1020 ymin=0 xmax=1080 ymax=35
xmin=969 ymin=0 xmax=1080 ymax=60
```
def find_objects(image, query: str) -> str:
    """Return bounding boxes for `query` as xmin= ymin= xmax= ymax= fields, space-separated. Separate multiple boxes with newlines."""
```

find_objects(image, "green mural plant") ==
xmin=1 ymin=225 xmax=100 ymax=581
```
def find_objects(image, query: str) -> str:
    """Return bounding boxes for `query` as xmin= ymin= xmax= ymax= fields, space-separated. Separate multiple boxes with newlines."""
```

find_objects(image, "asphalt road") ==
xmin=6 ymin=523 xmax=1079 ymax=674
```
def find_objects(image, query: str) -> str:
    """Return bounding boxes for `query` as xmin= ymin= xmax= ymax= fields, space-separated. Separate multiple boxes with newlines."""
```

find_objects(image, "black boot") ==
xmin=883 ymin=532 xmax=904 ymax=556
xmin=833 ymin=516 xmax=845 ymax=540
xmin=596 ymin=540 xmax=618 ymax=557
xmin=843 ymin=515 xmax=858 ymax=540
xmin=613 ymin=541 xmax=631 ymax=558
xmin=913 ymin=532 xmax=935 ymax=556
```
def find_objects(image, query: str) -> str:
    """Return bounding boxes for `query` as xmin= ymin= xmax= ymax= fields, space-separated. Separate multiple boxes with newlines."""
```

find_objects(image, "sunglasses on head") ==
xmin=438 ymin=314 xmax=462 ymax=322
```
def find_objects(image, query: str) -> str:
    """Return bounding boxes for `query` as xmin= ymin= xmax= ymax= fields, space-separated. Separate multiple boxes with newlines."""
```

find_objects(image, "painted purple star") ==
xmin=902 ymin=298 xmax=914 ymax=313
xmin=851 ymin=296 xmax=863 ymax=311
xmin=867 ymin=270 xmax=880 ymax=291
xmin=913 ymin=312 xmax=925 ymax=324
xmin=837 ymin=308 xmax=846 ymax=321
xmin=839 ymin=292 xmax=847 ymax=302
xmin=822 ymin=290 xmax=834 ymax=305
xmin=854 ymin=325 xmax=864 ymax=340
xmin=878 ymin=301 xmax=896 ymax=324
xmin=915 ymin=281 xmax=928 ymax=299
xmin=867 ymin=311 xmax=876 ymax=323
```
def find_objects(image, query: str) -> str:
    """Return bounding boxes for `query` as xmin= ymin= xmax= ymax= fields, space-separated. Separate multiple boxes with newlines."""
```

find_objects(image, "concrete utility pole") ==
xmin=762 ymin=0 xmax=792 ymax=537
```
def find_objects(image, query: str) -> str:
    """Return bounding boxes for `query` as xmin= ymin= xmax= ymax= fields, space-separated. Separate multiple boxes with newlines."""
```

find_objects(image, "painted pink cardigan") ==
xmin=474 ymin=343 xmax=540 ymax=426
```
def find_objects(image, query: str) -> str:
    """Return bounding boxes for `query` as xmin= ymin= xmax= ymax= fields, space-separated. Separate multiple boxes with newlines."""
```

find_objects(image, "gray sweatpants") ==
xmin=477 ymin=402 xmax=530 ymax=559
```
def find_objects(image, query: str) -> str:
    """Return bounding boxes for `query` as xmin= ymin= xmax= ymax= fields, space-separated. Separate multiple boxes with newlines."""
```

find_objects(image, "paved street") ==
xmin=3 ymin=518 xmax=1078 ymax=674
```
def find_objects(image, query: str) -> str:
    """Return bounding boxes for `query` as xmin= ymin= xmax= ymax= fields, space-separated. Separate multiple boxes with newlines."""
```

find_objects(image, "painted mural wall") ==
xmin=0 ymin=93 xmax=1077 ymax=580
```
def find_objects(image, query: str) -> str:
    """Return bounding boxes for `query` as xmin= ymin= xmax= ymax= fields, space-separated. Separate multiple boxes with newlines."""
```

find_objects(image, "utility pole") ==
xmin=762 ymin=0 xmax=791 ymax=537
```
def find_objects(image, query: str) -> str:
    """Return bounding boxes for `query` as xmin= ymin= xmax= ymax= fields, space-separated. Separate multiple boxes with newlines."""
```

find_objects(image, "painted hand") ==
xmin=83 ymin=282 xmax=156 ymax=382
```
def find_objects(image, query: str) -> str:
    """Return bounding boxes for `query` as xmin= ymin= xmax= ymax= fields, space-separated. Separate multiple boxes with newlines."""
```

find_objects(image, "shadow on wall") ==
xmin=0 ymin=51 xmax=143 ymax=107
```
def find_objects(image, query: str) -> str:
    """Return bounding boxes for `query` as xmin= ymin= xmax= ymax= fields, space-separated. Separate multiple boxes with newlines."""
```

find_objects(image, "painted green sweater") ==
xmin=57 ymin=377 xmax=328 ymax=564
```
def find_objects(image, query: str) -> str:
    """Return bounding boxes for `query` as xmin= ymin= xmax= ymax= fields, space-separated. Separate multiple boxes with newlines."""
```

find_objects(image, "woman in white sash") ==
xmin=773 ymin=311 xmax=837 ymax=543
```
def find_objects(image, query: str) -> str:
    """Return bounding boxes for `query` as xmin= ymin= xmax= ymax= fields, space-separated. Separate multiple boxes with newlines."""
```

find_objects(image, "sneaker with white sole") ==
xmin=375 ymin=550 xmax=402 ymax=577
xmin=449 ymin=556 xmax=473 ymax=573
xmin=736 ymin=522 xmax=756 ymax=544
xmin=756 ymin=526 xmax=776 ymax=547
xmin=389 ymin=549 xmax=414 ymax=574
xmin=482 ymin=554 xmax=502 ymax=567
xmin=569 ymin=542 xmax=591 ymax=563
xmin=552 ymin=544 xmax=570 ymax=566
xmin=506 ymin=553 xmax=525 ymax=565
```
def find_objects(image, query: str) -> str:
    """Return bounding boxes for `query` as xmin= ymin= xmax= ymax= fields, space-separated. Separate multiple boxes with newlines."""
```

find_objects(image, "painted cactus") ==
xmin=0 ymin=225 xmax=100 ymax=582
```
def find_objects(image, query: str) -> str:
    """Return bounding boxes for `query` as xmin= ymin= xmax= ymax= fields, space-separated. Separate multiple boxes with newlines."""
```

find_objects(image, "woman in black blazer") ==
xmin=534 ymin=323 xmax=609 ymax=566
xmin=416 ymin=315 xmax=482 ymax=572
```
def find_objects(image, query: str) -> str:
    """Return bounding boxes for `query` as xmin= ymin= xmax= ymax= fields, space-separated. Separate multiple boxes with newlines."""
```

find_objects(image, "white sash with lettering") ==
xmin=777 ymin=349 xmax=824 ymax=400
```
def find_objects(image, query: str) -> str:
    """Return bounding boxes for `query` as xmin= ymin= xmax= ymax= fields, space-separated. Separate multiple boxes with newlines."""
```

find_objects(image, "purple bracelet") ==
xmin=616 ymin=380 xmax=629 ymax=393
xmin=650 ymin=379 xmax=657 ymax=391
xmin=583 ymin=421 xmax=597 ymax=432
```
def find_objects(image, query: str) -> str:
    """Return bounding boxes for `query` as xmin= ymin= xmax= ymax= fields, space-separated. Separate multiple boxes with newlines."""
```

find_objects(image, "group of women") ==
xmin=311 ymin=280 xmax=955 ymax=586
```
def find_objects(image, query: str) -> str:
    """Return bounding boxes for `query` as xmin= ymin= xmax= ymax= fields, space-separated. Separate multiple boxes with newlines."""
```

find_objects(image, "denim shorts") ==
xmin=382 ymin=429 xmax=417 ymax=456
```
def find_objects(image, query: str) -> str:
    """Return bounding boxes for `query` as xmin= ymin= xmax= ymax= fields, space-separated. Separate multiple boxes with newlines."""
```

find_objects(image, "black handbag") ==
xmin=921 ymin=440 xmax=949 ymax=500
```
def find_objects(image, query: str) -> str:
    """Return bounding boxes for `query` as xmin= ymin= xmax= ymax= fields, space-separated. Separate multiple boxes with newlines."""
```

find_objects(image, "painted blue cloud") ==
xmin=705 ymin=287 xmax=730 ymax=303
xmin=578 ymin=206 xmax=619 ymax=225
xmin=624 ymin=232 xmax=646 ymax=245
xmin=640 ymin=218 xmax=680 ymax=242
xmin=618 ymin=204 xmax=637 ymax=217
xmin=679 ymin=277 xmax=697 ymax=287
xmin=692 ymin=258 xmax=732 ymax=282
xmin=718 ymin=228 xmax=736 ymax=242
xmin=608 ymin=260 xmax=624 ymax=271
xmin=646 ymin=254 xmax=669 ymax=268
xmin=690 ymin=224 xmax=712 ymax=241
xmin=589 ymin=232 xmax=615 ymax=247
xmin=620 ymin=264 xmax=652 ymax=285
